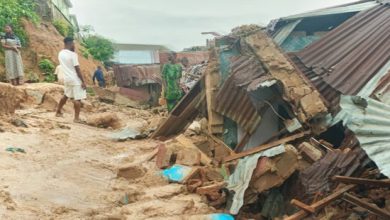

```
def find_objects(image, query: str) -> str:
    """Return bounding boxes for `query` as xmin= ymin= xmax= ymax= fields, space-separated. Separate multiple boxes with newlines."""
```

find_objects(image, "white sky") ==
xmin=70 ymin=0 xmax=356 ymax=50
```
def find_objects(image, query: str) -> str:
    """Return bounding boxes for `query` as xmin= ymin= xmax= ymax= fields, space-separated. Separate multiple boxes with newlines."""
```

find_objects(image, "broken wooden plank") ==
xmin=224 ymin=131 xmax=310 ymax=162
xmin=343 ymin=193 xmax=390 ymax=219
xmin=284 ymin=210 xmax=307 ymax=220
xmin=205 ymin=59 xmax=224 ymax=135
xmin=285 ymin=184 xmax=356 ymax=220
xmin=290 ymin=199 xmax=315 ymax=213
xmin=332 ymin=176 xmax=390 ymax=188
xmin=176 ymin=134 xmax=212 ymax=165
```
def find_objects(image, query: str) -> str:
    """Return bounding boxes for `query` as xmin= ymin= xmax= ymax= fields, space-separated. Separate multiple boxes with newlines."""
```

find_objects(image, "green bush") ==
xmin=80 ymin=47 xmax=90 ymax=59
xmin=0 ymin=0 xmax=39 ymax=46
xmin=38 ymin=59 xmax=55 ymax=74
xmin=43 ymin=73 xmax=56 ymax=83
xmin=82 ymin=35 xmax=115 ymax=64
xmin=53 ymin=20 xmax=70 ymax=37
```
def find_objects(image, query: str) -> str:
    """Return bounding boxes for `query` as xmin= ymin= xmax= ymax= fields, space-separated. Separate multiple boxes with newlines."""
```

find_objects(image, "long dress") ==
xmin=162 ymin=63 xmax=183 ymax=112
xmin=1 ymin=37 xmax=24 ymax=80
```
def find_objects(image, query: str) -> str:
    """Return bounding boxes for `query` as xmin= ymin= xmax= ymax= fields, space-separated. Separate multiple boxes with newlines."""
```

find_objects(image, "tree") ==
xmin=0 ymin=0 xmax=39 ymax=45
xmin=82 ymin=35 xmax=115 ymax=64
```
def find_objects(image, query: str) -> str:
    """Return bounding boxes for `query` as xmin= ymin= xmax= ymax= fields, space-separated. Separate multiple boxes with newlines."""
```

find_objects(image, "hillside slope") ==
xmin=0 ymin=20 xmax=101 ymax=84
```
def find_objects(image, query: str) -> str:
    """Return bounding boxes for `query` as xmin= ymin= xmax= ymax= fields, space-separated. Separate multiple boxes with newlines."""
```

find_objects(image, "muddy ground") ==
xmin=0 ymin=84 xmax=213 ymax=219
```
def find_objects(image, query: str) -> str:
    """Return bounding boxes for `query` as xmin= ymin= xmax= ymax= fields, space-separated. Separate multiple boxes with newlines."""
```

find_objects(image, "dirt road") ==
xmin=0 ymin=104 xmax=212 ymax=219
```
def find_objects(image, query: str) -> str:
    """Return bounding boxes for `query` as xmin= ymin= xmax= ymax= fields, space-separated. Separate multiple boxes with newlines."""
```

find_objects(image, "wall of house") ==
xmin=113 ymin=50 xmax=160 ymax=65
xmin=51 ymin=0 xmax=71 ymax=20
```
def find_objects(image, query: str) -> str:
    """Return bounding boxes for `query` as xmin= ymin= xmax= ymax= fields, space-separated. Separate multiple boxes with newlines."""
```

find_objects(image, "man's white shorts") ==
xmin=64 ymin=85 xmax=87 ymax=100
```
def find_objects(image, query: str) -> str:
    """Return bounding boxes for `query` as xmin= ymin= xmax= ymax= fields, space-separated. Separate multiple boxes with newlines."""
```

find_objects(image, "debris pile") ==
xmin=151 ymin=24 xmax=390 ymax=219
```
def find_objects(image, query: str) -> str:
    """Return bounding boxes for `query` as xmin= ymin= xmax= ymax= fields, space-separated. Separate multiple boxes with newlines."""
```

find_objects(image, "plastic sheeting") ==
xmin=227 ymin=145 xmax=286 ymax=214
xmin=336 ymin=95 xmax=390 ymax=177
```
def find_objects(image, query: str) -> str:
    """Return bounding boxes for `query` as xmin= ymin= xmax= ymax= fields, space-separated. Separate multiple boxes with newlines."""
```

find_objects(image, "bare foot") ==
xmin=73 ymin=119 xmax=87 ymax=124
xmin=55 ymin=112 xmax=63 ymax=117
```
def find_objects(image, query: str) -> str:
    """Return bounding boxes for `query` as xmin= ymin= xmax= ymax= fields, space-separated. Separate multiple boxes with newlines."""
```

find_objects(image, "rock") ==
xmin=86 ymin=112 xmax=122 ymax=129
xmin=250 ymin=145 xmax=299 ymax=193
xmin=196 ymin=182 xmax=227 ymax=200
xmin=0 ymin=83 xmax=25 ymax=114
xmin=25 ymin=89 xmax=45 ymax=104
xmin=298 ymin=142 xmax=324 ymax=163
xmin=156 ymin=144 xmax=174 ymax=169
xmin=176 ymin=148 xmax=201 ymax=166
xmin=10 ymin=118 xmax=28 ymax=128
xmin=203 ymin=168 xmax=224 ymax=182
xmin=117 ymin=165 xmax=146 ymax=180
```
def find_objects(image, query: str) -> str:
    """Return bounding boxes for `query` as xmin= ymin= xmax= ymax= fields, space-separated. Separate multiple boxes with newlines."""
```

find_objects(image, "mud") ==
xmin=0 ymin=83 xmax=213 ymax=219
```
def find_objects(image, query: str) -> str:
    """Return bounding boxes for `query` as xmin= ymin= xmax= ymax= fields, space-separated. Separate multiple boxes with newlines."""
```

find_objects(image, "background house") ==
xmin=113 ymin=44 xmax=169 ymax=65
xmin=35 ymin=0 xmax=80 ymax=32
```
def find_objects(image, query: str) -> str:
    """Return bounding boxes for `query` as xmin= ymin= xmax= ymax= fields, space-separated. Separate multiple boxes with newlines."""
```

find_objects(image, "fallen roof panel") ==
xmin=296 ymin=4 xmax=390 ymax=95
xmin=336 ymin=96 xmax=390 ymax=177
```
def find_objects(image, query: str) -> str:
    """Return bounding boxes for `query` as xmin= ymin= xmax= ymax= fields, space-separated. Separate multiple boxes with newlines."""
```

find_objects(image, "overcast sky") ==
xmin=70 ymin=0 xmax=356 ymax=50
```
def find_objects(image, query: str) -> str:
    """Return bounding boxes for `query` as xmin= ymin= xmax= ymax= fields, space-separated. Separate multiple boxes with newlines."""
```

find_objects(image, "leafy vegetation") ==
xmin=0 ymin=0 xmax=39 ymax=46
xmin=38 ymin=59 xmax=55 ymax=74
xmin=82 ymin=35 xmax=115 ymax=65
xmin=53 ymin=20 xmax=74 ymax=37
xmin=38 ymin=59 xmax=56 ymax=83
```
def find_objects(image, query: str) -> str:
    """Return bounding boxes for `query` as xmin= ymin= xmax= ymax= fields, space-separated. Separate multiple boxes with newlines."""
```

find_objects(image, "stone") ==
xmin=156 ymin=144 xmax=174 ymax=169
xmin=176 ymin=148 xmax=201 ymax=166
xmin=117 ymin=165 xmax=146 ymax=180
xmin=298 ymin=142 xmax=324 ymax=163
xmin=300 ymin=92 xmax=327 ymax=119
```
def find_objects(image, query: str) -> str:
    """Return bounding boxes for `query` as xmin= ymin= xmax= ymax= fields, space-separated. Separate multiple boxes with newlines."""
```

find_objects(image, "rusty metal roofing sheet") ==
xmin=215 ymin=56 xmax=266 ymax=134
xmin=113 ymin=64 xmax=162 ymax=87
xmin=336 ymin=95 xmax=390 ymax=177
xmin=281 ymin=0 xmax=377 ymax=20
xmin=296 ymin=4 xmax=390 ymax=95
xmin=299 ymin=149 xmax=363 ymax=197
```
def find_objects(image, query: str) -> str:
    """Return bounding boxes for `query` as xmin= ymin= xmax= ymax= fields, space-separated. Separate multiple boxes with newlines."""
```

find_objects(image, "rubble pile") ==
xmin=151 ymin=27 xmax=390 ymax=219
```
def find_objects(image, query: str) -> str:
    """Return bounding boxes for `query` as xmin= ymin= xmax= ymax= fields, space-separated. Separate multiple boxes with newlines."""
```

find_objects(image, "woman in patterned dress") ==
xmin=1 ymin=24 xmax=24 ymax=86
xmin=162 ymin=52 xmax=183 ymax=112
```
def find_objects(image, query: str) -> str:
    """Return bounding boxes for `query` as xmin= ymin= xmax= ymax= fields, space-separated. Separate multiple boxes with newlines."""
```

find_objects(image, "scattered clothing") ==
xmin=1 ymin=36 xmax=24 ymax=80
xmin=162 ymin=63 xmax=183 ymax=112
xmin=93 ymin=69 xmax=106 ymax=87
xmin=6 ymin=147 xmax=26 ymax=153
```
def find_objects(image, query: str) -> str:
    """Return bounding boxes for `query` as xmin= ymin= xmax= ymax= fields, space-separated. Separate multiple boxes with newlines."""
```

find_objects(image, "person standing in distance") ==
xmin=56 ymin=37 xmax=87 ymax=123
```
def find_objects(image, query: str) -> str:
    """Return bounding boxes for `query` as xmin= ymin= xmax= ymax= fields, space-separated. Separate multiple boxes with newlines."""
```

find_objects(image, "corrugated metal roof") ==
xmin=215 ymin=56 xmax=266 ymax=134
xmin=296 ymin=4 xmax=390 ymax=95
xmin=113 ymin=64 xmax=162 ymax=87
xmin=335 ymin=95 xmax=390 ymax=177
xmin=281 ymin=0 xmax=378 ymax=20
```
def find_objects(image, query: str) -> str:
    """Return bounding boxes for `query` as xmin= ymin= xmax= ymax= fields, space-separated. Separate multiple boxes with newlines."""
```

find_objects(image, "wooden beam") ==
xmin=332 ymin=176 xmax=390 ymax=188
xmin=284 ymin=210 xmax=307 ymax=220
xmin=290 ymin=199 xmax=315 ymax=213
xmin=343 ymin=193 xmax=390 ymax=219
xmin=224 ymin=131 xmax=310 ymax=162
xmin=284 ymin=184 xmax=356 ymax=220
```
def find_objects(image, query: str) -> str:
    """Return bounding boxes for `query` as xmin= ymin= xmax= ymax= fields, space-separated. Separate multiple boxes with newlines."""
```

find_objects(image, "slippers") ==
xmin=73 ymin=119 xmax=87 ymax=125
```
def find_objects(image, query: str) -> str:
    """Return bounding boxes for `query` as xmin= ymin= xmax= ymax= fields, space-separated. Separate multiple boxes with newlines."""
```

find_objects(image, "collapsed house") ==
xmin=151 ymin=1 xmax=390 ymax=219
